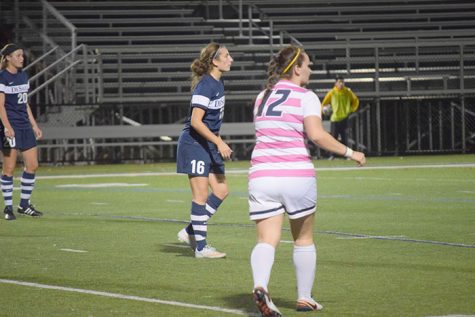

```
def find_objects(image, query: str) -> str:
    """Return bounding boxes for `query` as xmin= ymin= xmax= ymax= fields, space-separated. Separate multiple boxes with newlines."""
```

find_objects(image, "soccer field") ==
xmin=0 ymin=154 xmax=474 ymax=317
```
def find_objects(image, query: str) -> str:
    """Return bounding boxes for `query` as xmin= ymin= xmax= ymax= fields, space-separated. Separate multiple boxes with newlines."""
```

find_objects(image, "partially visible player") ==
xmin=0 ymin=43 xmax=43 ymax=220
xmin=176 ymin=42 xmax=233 ymax=258
xmin=321 ymin=75 xmax=359 ymax=159
xmin=249 ymin=46 xmax=365 ymax=316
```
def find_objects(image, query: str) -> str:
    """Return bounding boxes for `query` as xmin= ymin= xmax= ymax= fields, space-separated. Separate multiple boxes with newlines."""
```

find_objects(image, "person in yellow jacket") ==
xmin=321 ymin=76 xmax=359 ymax=158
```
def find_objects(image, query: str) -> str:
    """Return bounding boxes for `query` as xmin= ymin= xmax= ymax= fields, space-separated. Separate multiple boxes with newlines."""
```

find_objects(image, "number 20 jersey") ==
xmin=0 ymin=69 xmax=30 ymax=128
xmin=250 ymin=79 xmax=322 ymax=180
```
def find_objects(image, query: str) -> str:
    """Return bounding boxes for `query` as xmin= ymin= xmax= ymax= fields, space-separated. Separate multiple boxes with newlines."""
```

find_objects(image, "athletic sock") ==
xmin=20 ymin=171 xmax=35 ymax=208
xmin=185 ymin=194 xmax=223 ymax=236
xmin=293 ymin=244 xmax=317 ymax=300
xmin=185 ymin=223 xmax=194 ymax=235
xmin=205 ymin=193 xmax=223 ymax=218
xmin=190 ymin=201 xmax=208 ymax=251
xmin=251 ymin=243 xmax=275 ymax=291
xmin=1 ymin=175 xmax=13 ymax=209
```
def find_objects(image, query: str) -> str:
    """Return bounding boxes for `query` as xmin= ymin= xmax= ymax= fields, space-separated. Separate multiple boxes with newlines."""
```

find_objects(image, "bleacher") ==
xmin=2 ymin=0 xmax=473 ymax=162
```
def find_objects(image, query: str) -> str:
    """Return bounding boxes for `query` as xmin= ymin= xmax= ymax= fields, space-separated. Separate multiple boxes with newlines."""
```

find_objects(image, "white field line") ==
xmin=427 ymin=315 xmax=475 ymax=317
xmin=60 ymin=248 xmax=88 ymax=253
xmin=34 ymin=163 xmax=475 ymax=180
xmin=280 ymin=240 xmax=294 ymax=244
xmin=0 ymin=279 xmax=248 ymax=316
xmin=56 ymin=183 xmax=147 ymax=188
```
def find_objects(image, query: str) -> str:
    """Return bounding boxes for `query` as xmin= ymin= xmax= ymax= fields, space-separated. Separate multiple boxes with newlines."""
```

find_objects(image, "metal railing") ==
xmin=205 ymin=0 xmax=301 ymax=50
xmin=40 ymin=0 xmax=77 ymax=54
xmin=28 ymin=44 xmax=99 ymax=106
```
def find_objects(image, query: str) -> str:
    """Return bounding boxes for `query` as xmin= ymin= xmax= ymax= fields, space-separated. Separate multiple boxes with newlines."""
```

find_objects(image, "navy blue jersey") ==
xmin=0 ymin=69 xmax=30 ymax=128
xmin=182 ymin=74 xmax=225 ymax=138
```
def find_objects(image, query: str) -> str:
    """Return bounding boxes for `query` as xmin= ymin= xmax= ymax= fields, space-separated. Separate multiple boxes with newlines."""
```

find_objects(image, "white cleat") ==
xmin=253 ymin=287 xmax=282 ymax=317
xmin=195 ymin=245 xmax=226 ymax=259
xmin=177 ymin=228 xmax=196 ymax=249
xmin=296 ymin=297 xmax=323 ymax=312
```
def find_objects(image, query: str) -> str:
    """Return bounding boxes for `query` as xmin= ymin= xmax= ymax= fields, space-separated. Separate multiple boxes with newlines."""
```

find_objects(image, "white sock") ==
xmin=293 ymin=244 xmax=317 ymax=300
xmin=250 ymin=243 xmax=275 ymax=291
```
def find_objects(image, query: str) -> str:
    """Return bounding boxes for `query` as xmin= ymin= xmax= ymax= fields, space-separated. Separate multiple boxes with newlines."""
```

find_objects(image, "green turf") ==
xmin=0 ymin=154 xmax=474 ymax=317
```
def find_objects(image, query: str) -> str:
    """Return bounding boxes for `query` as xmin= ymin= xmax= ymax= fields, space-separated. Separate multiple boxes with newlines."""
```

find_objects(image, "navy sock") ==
xmin=185 ymin=223 xmax=194 ymax=235
xmin=190 ymin=202 xmax=208 ymax=251
xmin=20 ymin=171 xmax=35 ymax=208
xmin=205 ymin=193 xmax=223 ymax=218
xmin=1 ymin=175 xmax=13 ymax=209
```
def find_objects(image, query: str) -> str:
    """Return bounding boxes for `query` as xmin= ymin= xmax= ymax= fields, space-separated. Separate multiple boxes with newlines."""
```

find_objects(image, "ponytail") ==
xmin=261 ymin=45 xmax=304 ymax=102
xmin=190 ymin=42 xmax=222 ymax=91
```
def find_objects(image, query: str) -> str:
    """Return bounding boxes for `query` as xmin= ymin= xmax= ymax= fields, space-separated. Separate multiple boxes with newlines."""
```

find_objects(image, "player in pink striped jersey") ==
xmin=249 ymin=46 xmax=365 ymax=316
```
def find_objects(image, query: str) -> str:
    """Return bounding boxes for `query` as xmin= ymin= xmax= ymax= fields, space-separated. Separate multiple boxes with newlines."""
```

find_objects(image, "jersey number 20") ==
xmin=17 ymin=93 xmax=28 ymax=104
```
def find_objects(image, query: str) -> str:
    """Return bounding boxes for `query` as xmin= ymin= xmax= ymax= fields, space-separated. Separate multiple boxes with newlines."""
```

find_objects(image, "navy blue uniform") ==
xmin=0 ymin=69 xmax=36 ymax=150
xmin=177 ymin=74 xmax=226 ymax=176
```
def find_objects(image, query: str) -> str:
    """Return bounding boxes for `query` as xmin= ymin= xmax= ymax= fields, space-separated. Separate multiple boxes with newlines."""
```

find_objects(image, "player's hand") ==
xmin=4 ymin=126 xmax=14 ymax=139
xmin=217 ymin=140 xmax=233 ymax=160
xmin=32 ymin=126 xmax=42 ymax=140
xmin=351 ymin=151 xmax=366 ymax=166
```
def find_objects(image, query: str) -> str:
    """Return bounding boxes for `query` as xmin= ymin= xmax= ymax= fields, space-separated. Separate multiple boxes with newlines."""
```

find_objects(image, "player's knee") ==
xmin=25 ymin=163 xmax=39 ymax=173
xmin=2 ymin=165 xmax=15 ymax=176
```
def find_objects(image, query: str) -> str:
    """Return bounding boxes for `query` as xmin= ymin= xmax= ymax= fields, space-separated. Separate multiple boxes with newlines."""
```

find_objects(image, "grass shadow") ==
xmin=159 ymin=242 xmax=194 ymax=257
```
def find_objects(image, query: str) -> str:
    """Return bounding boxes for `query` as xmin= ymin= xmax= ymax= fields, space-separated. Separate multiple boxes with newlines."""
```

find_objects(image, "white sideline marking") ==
xmin=0 ymin=279 xmax=248 ymax=316
xmin=91 ymin=202 xmax=109 ymax=205
xmin=35 ymin=163 xmax=475 ymax=180
xmin=337 ymin=235 xmax=406 ymax=240
xmin=56 ymin=183 xmax=147 ymax=188
xmin=166 ymin=199 xmax=184 ymax=203
xmin=60 ymin=248 xmax=88 ymax=253
xmin=427 ymin=315 xmax=475 ymax=317
xmin=280 ymin=240 xmax=293 ymax=244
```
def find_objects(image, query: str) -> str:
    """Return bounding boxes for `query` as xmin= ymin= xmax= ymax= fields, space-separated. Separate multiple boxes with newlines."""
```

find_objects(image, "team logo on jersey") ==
xmin=0 ymin=83 xmax=29 ymax=94
xmin=209 ymin=96 xmax=225 ymax=109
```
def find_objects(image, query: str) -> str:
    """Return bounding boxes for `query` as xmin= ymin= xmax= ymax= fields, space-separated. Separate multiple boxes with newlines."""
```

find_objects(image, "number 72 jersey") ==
xmin=0 ymin=69 xmax=31 ymax=128
xmin=250 ymin=79 xmax=322 ymax=179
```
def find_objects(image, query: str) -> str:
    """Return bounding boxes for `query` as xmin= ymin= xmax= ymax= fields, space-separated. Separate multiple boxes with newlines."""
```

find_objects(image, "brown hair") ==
xmin=190 ymin=42 xmax=222 ymax=91
xmin=264 ymin=45 xmax=305 ymax=91
xmin=0 ymin=56 xmax=8 ymax=70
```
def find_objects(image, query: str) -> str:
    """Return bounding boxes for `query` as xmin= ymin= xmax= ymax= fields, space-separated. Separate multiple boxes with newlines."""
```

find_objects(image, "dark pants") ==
xmin=330 ymin=117 xmax=349 ymax=146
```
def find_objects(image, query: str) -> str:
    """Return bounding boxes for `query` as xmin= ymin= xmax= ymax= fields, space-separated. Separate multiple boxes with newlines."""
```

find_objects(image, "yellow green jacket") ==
xmin=321 ymin=86 xmax=359 ymax=122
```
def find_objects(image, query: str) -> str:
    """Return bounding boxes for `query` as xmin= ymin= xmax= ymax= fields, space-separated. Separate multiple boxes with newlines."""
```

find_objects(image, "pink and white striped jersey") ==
xmin=249 ymin=80 xmax=322 ymax=180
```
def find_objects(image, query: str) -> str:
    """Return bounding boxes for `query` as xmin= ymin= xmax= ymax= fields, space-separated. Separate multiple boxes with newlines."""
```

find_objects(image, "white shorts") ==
xmin=248 ymin=177 xmax=317 ymax=221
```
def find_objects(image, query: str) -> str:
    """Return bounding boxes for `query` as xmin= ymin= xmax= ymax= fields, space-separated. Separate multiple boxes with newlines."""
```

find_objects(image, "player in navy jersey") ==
xmin=0 ymin=44 xmax=43 ymax=220
xmin=176 ymin=42 xmax=233 ymax=258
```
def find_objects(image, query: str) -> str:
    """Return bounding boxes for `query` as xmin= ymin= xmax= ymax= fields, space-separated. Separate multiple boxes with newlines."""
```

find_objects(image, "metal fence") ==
xmin=347 ymin=97 xmax=475 ymax=155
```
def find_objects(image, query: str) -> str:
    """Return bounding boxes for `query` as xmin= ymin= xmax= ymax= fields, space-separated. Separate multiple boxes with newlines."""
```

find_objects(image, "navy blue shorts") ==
xmin=176 ymin=133 xmax=225 ymax=177
xmin=0 ymin=126 xmax=37 ymax=151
